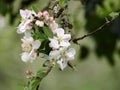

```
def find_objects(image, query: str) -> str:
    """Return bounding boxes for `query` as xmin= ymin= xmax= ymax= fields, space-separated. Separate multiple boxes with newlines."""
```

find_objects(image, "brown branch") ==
xmin=72 ymin=19 xmax=114 ymax=44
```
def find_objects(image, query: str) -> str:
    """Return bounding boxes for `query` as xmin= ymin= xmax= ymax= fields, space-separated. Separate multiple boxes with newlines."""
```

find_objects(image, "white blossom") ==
xmin=48 ymin=47 xmax=76 ymax=70
xmin=17 ymin=9 xmax=37 ymax=34
xmin=49 ymin=28 xmax=71 ymax=49
xmin=21 ymin=37 xmax=41 ymax=62
xmin=21 ymin=50 xmax=37 ymax=63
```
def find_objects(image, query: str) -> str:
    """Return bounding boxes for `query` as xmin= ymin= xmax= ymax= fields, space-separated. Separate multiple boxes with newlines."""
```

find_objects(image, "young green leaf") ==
xmin=32 ymin=6 xmax=39 ymax=13
xmin=109 ymin=12 xmax=119 ymax=19
xmin=43 ymin=26 xmax=53 ymax=38
xmin=31 ymin=79 xmax=40 ymax=90
xmin=37 ymin=69 xmax=47 ymax=78
xmin=59 ymin=0 xmax=67 ymax=8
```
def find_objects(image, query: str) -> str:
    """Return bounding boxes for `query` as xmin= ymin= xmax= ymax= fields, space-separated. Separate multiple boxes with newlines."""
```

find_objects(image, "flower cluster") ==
xmin=17 ymin=9 xmax=75 ymax=70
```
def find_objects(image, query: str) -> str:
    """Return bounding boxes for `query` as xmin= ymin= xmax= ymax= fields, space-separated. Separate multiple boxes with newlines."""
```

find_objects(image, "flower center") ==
xmin=22 ymin=44 xmax=32 ymax=52
xmin=51 ymin=60 xmax=56 ymax=67
xmin=57 ymin=37 xmax=63 ymax=42
xmin=61 ymin=52 xmax=67 ymax=60
xmin=21 ymin=18 xmax=25 ymax=22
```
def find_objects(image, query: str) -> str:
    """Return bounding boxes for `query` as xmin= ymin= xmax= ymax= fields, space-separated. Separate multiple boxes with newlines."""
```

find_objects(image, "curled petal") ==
xmin=28 ymin=50 xmax=37 ymax=62
xmin=17 ymin=20 xmax=32 ymax=34
xmin=20 ymin=9 xmax=31 ymax=19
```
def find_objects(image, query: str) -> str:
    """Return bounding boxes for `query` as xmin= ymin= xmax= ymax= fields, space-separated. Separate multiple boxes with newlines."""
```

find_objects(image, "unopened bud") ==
xmin=25 ymin=70 xmax=32 ymax=75
xmin=26 ymin=76 xmax=31 ymax=79
xmin=37 ymin=11 xmax=43 ymax=17
xmin=35 ymin=20 xmax=44 ymax=27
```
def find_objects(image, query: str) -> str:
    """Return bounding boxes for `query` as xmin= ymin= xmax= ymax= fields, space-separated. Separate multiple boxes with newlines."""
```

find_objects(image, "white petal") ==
xmin=29 ymin=50 xmax=37 ymax=62
xmin=60 ymin=40 xmax=70 ymax=47
xmin=49 ymin=50 xmax=61 ymax=60
xmin=49 ymin=38 xmax=59 ymax=49
xmin=65 ymin=48 xmax=76 ymax=60
xmin=56 ymin=28 xmax=64 ymax=37
xmin=20 ymin=10 xmax=26 ymax=19
xmin=17 ymin=22 xmax=26 ymax=34
xmin=63 ymin=34 xmax=71 ymax=41
xmin=21 ymin=37 xmax=33 ymax=44
xmin=32 ymin=40 xmax=41 ymax=49
xmin=21 ymin=52 xmax=29 ymax=62
xmin=17 ymin=20 xmax=32 ymax=34
xmin=50 ymin=22 xmax=58 ymax=33
xmin=57 ymin=59 xmax=67 ymax=70
xmin=24 ymin=30 xmax=32 ymax=38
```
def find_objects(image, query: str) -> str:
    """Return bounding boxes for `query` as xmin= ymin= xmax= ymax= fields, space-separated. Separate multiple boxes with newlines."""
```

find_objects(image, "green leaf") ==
xmin=39 ymin=40 xmax=49 ymax=49
xmin=37 ymin=69 xmax=47 ymax=78
xmin=43 ymin=26 xmax=53 ymax=38
xmin=31 ymin=79 xmax=40 ymax=90
xmin=59 ymin=0 xmax=67 ymax=8
xmin=38 ymin=40 xmax=51 ymax=54
xmin=109 ymin=12 xmax=119 ymax=19
xmin=32 ymin=6 xmax=39 ymax=13
xmin=33 ymin=26 xmax=47 ymax=40
xmin=24 ymin=87 xmax=29 ymax=90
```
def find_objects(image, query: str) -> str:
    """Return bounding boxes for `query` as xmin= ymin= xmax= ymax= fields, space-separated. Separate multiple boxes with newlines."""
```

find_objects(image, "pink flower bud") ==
xmin=43 ymin=11 xmax=49 ymax=17
xmin=43 ymin=11 xmax=49 ymax=20
xmin=35 ymin=20 xmax=44 ymax=27
xmin=50 ymin=17 xmax=54 ymax=22
xmin=37 ymin=11 xmax=43 ymax=17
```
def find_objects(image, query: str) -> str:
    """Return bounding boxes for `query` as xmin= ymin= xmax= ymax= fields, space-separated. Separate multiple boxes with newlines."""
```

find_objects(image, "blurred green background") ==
xmin=0 ymin=0 xmax=120 ymax=90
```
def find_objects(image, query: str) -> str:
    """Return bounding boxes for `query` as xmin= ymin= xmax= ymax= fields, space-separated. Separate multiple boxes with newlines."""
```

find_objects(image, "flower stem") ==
xmin=36 ymin=66 xmax=53 ymax=90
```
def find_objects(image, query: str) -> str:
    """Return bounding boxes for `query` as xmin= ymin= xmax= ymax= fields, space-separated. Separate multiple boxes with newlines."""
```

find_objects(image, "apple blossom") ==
xmin=49 ymin=28 xmax=71 ymax=49
xmin=17 ymin=9 xmax=76 ymax=70
xmin=21 ymin=37 xmax=41 ymax=62
xmin=17 ymin=9 xmax=37 ymax=34
xmin=48 ymin=47 xmax=76 ymax=70
xmin=21 ymin=50 xmax=37 ymax=63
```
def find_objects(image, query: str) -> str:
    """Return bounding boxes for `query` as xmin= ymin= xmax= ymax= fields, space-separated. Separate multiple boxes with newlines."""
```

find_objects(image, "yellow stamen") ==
xmin=51 ymin=61 xmax=56 ymax=67
xmin=57 ymin=37 xmax=63 ymax=42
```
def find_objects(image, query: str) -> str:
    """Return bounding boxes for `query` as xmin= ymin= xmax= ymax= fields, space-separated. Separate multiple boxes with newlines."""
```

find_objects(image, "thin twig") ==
xmin=36 ymin=66 xmax=53 ymax=90
xmin=72 ymin=19 xmax=114 ymax=44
